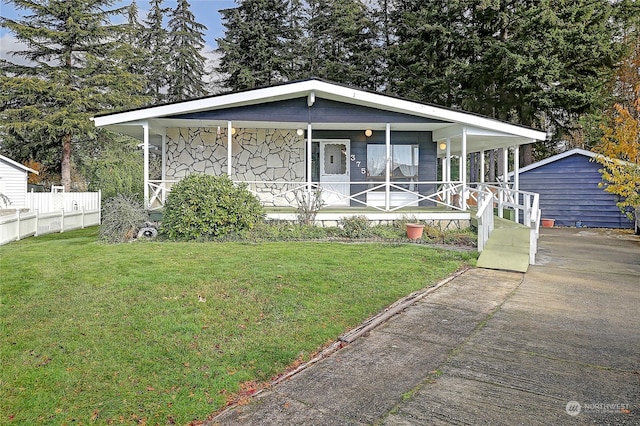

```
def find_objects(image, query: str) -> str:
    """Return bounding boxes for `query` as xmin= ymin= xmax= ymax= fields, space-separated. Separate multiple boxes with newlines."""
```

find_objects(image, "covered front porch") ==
xmin=93 ymin=79 xmax=546 ymax=265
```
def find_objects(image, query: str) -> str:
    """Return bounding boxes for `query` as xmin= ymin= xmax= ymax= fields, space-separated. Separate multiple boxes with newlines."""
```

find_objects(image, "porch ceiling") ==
xmin=105 ymin=118 xmax=532 ymax=155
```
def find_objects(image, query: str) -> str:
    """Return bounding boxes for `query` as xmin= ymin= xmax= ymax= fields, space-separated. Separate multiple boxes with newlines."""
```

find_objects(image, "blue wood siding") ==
xmin=175 ymin=98 xmax=448 ymax=125
xmin=518 ymin=154 xmax=632 ymax=228
xmin=312 ymin=130 xmax=436 ymax=207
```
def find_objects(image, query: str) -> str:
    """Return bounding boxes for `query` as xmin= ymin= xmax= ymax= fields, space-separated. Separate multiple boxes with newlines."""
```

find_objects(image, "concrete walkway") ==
xmin=209 ymin=228 xmax=640 ymax=425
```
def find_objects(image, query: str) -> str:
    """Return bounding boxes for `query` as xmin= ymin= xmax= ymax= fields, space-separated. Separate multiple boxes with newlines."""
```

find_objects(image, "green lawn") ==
xmin=0 ymin=227 xmax=476 ymax=425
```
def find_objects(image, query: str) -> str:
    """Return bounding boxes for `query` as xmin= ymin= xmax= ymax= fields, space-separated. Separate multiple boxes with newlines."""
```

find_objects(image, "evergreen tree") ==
xmin=216 ymin=0 xmax=300 ymax=91
xmin=304 ymin=0 xmax=379 ymax=89
xmin=166 ymin=0 xmax=208 ymax=101
xmin=386 ymin=0 xmax=467 ymax=104
xmin=141 ymin=0 xmax=171 ymax=103
xmin=0 ymin=0 xmax=147 ymax=190
xmin=124 ymin=1 xmax=146 ymax=67
xmin=387 ymin=0 xmax=627 ymax=161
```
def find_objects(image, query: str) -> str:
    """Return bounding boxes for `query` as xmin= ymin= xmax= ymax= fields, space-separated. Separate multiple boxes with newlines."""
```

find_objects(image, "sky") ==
xmin=0 ymin=0 xmax=236 ymax=63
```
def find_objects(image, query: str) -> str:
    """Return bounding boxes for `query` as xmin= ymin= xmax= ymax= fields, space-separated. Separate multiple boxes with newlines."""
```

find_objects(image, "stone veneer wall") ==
xmin=165 ymin=127 xmax=306 ymax=205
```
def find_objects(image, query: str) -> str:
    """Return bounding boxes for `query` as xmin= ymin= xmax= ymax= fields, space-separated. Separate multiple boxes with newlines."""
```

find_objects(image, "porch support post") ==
xmin=479 ymin=150 xmax=485 ymax=183
xmin=445 ymin=139 xmax=451 ymax=181
xmin=161 ymin=130 xmax=167 ymax=205
xmin=161 ymin=131 xmax=166 ymax=181
xmin=385 ymin=123 xmax=391 ymax=211
xmin=441 ymin=156 xmax=446 ymax=185
xmin=461 ymin=127 xmax=467 ymax=210
xmin=307 ymin=123 xmax=312 ymax=192
xmin=513 ymin=145 xmax=520 ymax=192
xmin=445 ymin=138 xmax=451 ymax=205
xmin=227 ymin=121 xmax=233 ymax=177
xmin=514 ymin=144 xmax=520 ymax=223
xmin=502 ymin=146 xmax=509 ymax=186
xmin=143 ymin=121 xmax=150 ymax=209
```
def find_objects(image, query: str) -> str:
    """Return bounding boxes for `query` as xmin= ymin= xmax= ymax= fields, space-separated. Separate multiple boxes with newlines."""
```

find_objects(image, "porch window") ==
xmin=367 ymin=144 xmax=419 ymax=189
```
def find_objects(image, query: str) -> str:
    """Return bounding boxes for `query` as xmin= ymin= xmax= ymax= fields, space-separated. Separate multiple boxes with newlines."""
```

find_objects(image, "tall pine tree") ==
xmin=304 ymin=0 xmax=379 ymax=89
xmin=0 ymin=0 xmax=147 ymax=190
xmin=142 ymin=0 xmax=171 ymax=103
xmin=216 ymin=0 xmax=300 ymax=91
xmin=166 ymin=0 xmax=208 ymax=101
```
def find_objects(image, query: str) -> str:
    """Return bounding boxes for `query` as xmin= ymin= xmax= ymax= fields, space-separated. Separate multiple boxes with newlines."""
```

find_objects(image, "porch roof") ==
xmin=92 ymin=78 xmax=547 ymax=155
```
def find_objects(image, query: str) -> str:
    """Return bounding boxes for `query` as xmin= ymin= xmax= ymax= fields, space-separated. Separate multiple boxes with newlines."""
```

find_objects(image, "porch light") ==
xmin=296 ymin=128 xmax=304 ymax=136
xmin=439 ymin=142 xmax=447 ymax=150
xmin=231 ymin=127 xmax=237 ymax=135
xmin=365 ymin=129 xmax=372 ymax=137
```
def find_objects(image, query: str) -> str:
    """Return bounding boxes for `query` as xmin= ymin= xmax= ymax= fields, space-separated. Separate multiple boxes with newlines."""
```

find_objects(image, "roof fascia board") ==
xmin=94 ymin=79 xmax=547 ymax=141
xmin=309 ymin=80 xmax=547 ymax=140
xmin=0 ymin=154 xmax=39 ymax=174
xmin=516 ymin=148 xmax=597 ymax=174
xmin=93 ymin=80 xmax=319 ymax=127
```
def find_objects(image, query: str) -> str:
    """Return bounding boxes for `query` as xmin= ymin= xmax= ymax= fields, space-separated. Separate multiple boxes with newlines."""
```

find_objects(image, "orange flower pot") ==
xmin=541 ymin=218 xmax=555 ymax=228
xmin=406 ymin=223 xmax=425 ymax=240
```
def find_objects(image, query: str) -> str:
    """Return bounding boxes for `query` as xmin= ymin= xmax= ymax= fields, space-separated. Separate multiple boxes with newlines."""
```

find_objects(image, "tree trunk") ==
xmin=469 ymin=153 xmax=477 ymax=182
xmin=489 ymin=149 xmax=495 ymax=182
xmin=61 ymin=133 xmax=72 ymax=191
xmin=521 ymin=143 xmax=534 ymax=167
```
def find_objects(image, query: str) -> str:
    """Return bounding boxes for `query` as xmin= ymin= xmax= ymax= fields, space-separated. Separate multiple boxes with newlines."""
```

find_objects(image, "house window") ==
xmin=323 ymin=143 xmax=347 ymax=175
xmin=367 ymin=144 xmax=419 ymax=180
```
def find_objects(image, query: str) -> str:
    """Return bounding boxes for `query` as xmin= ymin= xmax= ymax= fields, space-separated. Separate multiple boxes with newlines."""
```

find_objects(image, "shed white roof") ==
xmin=0 ymin=154 xmax=39 ymax=174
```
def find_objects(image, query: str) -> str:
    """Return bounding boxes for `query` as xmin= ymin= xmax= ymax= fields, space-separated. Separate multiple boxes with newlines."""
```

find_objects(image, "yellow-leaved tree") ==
xmin=595 ymin=30 xmax=640 ymax=223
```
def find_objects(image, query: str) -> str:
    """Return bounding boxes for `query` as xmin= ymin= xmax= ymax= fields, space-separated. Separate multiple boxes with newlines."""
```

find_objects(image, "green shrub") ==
xmin=99 ymin=194 xmax=148 ymax=243
xmin=370 ymin=224 xmax=404 ymax=239
xmin=340 ymin=215 xmax=373 ymax=238
xmin=161 ymin=174 xmax=265 ymax=241
xmin=423 ymin=224 xmax=445 ymax=242
xmin=247 ymin=221 xmax=330 ymax=241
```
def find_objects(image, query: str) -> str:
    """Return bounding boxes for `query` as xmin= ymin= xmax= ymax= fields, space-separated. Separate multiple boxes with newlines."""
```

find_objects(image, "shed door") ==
xmin=319 ymin=140 xmax=350 ymax=206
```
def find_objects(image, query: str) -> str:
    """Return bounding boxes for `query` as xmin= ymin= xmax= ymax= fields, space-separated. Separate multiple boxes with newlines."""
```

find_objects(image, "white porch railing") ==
xmin=475 ymin=189 xmax=495 ymax=252
xmin=148 ymin=179 xmax=468 ymax=211
xmin=146 ymin=179 xmax=540 ymax=263
xmin=468 ymin=183 xmax=540 ymax=264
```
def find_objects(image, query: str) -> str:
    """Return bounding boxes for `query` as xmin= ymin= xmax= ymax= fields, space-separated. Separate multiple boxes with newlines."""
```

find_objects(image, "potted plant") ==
xmin=541 ymin=218 xmax=555 ymax=228
xmin=406 ymin=223 xmax=425 ymax=240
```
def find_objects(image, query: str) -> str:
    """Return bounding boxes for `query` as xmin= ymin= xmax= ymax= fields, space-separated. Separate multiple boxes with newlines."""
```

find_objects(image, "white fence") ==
xmin=25 ymin=190 xmax=101 ymax=212
xmin=0 ymin=208 xmax=101 ymax=246
xmin=1 ymin=191 xmax=101 ymax=246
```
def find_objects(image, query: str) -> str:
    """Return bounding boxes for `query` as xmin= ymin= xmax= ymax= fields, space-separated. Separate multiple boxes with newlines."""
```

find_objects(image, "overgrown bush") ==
xmin=161 ymin=174 xmax=265 ymax=241
xmin=99 ymin=194 xmax=148 ymax=243
xmin=340 ymin=215 xmax=373 ymax=238
xmin=295 ymin=188 xmax=324 ymax=225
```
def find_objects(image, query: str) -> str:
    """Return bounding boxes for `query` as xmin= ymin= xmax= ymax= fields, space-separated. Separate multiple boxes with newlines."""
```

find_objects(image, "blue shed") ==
xmin=515 ymin=149 xmax=633 ymax=229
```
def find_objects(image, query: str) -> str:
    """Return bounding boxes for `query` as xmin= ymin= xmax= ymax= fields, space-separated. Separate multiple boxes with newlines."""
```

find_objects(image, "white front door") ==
xmin=319 ymin=140 xmax=350 ymax=206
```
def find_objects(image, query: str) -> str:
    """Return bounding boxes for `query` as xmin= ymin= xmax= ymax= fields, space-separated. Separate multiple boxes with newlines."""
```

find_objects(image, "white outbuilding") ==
xmin=0 ymin=154 xmax=38 ymax=209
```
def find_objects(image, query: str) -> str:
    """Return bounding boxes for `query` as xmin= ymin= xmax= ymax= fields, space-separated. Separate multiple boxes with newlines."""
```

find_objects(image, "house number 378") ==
xmin=350 ymin=155 xmax=366 ymax=174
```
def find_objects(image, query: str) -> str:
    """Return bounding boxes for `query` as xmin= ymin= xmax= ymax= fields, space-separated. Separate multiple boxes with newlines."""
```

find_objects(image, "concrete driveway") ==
xmin=210 ymin=228 xmax=640 ymax=425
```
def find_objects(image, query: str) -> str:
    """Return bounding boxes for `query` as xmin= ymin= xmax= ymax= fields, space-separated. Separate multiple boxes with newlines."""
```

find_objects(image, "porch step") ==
xmin=476 ymin=218 xmax=530 ymax=273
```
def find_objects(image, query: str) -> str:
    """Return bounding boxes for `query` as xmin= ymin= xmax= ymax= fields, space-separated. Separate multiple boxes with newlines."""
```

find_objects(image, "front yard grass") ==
xmin=0 ymin=227 xmax=476 ymax=425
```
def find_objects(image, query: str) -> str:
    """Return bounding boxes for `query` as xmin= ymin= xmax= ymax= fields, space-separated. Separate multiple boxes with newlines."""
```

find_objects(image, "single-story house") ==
xmin=0 ymin=154 xmax=38 ymax=209
xmin=514 ymin=148 xmax=633 ymax=228
xmin=92 ymin=78 xmax=547 ymax=225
